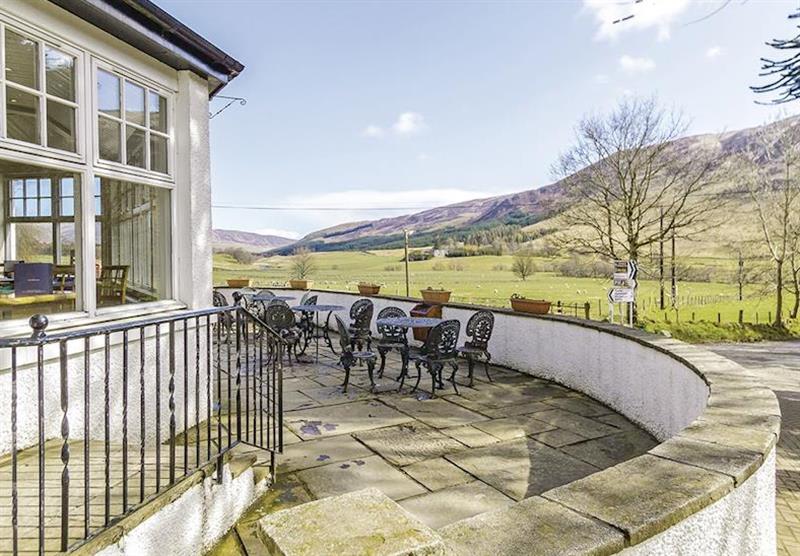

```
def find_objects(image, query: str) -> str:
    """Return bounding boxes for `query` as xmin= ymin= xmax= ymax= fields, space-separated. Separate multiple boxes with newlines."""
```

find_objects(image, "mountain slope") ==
xmin=212 ymin=229 xmax=295 ymax=252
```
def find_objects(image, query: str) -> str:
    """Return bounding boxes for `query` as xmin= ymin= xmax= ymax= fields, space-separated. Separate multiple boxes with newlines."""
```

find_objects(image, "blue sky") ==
xmin=159 ymin=0 xmax=798 ymax=239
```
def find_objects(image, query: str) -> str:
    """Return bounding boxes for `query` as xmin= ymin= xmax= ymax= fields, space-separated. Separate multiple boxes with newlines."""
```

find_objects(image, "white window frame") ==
xmin=92 ymin=60 xmax=175 ymax=182
xmin=0 ymin=20 xmax=85 ymax=162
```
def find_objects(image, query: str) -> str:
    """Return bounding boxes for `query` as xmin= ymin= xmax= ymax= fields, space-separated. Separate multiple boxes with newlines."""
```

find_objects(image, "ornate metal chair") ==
xmin=257 ymin=289 xmax=275 ymax=299
xmin=263 ymin=304 xmax=301 ymax=364
xmin=233 ymin=287 xmax=257 ymax=308
xmin=405 ymin=319 xmax=461 ymax=397
xmin=297 ymin=294 xmax=318 ymax=354
xmin=212 ymin=290 xmax=233 ymax=338
xmin=348 ymin=298 xmax=374 ymax=351
xmin=375 ymin=306 xmax=409 ymax=378
xmin=458 ymin=310 xmax=495 ymax=386
xmin=335 ymin=315 xmax=377 ymax=392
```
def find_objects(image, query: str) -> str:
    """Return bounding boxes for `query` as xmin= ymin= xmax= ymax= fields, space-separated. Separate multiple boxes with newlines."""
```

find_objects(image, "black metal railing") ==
xmin=0 ymin=305 xmax=283 ymax=555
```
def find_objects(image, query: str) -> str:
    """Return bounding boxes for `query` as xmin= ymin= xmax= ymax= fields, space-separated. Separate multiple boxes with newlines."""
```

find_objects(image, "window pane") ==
xmin=61 ymin=197 xmax=74 ymax=217
xmin=125 ymin=81 xmax=145 ymax=126
xmin=12 ymin=199 xmax=24 ymax=216
xmin=98 ymin=116 xmax=121 ymax=162
xmin=45 ymin=48 xmax=75 ymax=101
xmin=46 ymin=100 xmax=76 ymax=152
xmin=40 ymin=197 xmax=51 ymax=217
xmin=25 ymin=199 xmax=36 ymax=215
xmin=96 ymin=178 xmax=171 ymax=306
xmin=25 ymin=179 xmax=37 ymax=196
xmin=5 ymin=30 xmax=39 ymax=90
xmin=148 ymin=92 xmax=167 ymax=132
xmin=11 ymin=180 xmax=24 ymax=197
xmin=97 ymin=69 xmax=120 ymax=118
xmin=150 ymin=134 xmax=168 ymax=174
xmin=6 ymin=87 xmax=40 ymax=145
xmin=61 ymin=177 xmax=74 ymax=197
xmin=125 ymin=126 xmax=146 ymax=168
xmin=40 ymin=179 xmax=51 ymax=197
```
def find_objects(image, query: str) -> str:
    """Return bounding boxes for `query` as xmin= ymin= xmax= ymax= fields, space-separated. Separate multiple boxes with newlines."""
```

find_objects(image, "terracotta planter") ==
xmin=510 ymin=297 xmax=551 ymax=315
xmin=226 ymin=278 xmax=252 ymax=288
xmin=421 ymin=289 xmax=451 ymax=304
xmin=289 ymin=279 xmax=312 ymax=290
xmin=358 ymin=284 xmax=381 ymax=296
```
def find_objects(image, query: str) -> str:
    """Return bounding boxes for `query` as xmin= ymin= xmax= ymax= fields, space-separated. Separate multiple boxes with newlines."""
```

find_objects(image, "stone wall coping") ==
xmin=215 ymin=286 xmax=780 ymax=552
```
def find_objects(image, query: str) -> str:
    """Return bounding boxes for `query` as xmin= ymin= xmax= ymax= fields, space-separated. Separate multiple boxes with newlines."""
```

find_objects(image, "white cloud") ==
xmin=361 ymin=125 xmax=384 ymax=138
xmin=255 ymin=228 xmax=302 ymax=240
xmin=706 ymin=45 xmax=723 ymax=59
xmin=583 ymin=0 xmax=691 ymax=41
xmin=619 ymin=55 xmax=655 ymax=74
xmin=392 ymin=112 xmax=427 ymax=135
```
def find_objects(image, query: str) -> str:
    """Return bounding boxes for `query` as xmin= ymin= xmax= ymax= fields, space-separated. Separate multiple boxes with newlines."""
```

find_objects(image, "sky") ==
xmin=157 ymin=0 xmax=799 ymax=239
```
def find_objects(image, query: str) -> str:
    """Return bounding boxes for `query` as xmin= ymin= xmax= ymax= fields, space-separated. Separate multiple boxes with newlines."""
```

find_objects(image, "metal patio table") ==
xmin=292 ymin=304 xmax=345 ymax=362
xmin=375 ymin=316 xmax=442 ymax=381
xmin=253 ymin=294 xmax=296 ymax=302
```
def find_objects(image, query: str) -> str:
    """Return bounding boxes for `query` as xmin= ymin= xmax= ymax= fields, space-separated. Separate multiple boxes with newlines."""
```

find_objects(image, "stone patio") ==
xmin=213 ymin=340 xmax=657 ymax=553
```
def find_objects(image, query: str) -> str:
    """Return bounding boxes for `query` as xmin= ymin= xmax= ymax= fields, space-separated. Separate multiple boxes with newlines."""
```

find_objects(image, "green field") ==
xmin=213 ymin=249 xmax=795 ymax=342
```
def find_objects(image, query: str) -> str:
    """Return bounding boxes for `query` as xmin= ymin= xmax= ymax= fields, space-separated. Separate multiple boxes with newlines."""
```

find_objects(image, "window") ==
xmin=3 ymin=27 xmax=78 ymax=153
xmin=96 ymin=69 xmax=170 ymax=174
xmin=95 ymin=178 xmax=171 ymax=307
xmin=1 ymin=160 xmax=82 ymax=320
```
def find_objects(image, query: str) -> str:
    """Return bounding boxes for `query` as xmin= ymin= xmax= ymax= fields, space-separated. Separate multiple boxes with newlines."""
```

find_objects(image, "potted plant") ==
xmin=288 ymin=247 xmax=315 ymax=290
xmin=421 ymin=286 xmax=451 ymax=304
xmin=358 ymin=282 xmax=381 ymax=296
xmin=226 ymin=278 xmax=252 ymax=288
xmin=510 ymin=294 xmax=551 ymax=315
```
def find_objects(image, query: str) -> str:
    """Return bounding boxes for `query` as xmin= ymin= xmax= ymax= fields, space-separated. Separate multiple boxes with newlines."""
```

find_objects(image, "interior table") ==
xmin=291 ymin=304 xmax=345 ymax=362
xmin=0 ymin=291 xmax=76 ymax=319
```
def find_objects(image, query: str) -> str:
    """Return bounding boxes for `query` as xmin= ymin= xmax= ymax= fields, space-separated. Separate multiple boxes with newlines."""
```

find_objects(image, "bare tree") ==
xmin=553 ymin=96 xmax=719 ymax=264
xmin=290 ymin=247 xmax=316 ymax=280
xmin=740 ymin=116 xmax=800 ymax=325
xmin=752 ymin=10 xmax=800 ymax=104
xmin=511 ymin=251 xmax=535 ymax=281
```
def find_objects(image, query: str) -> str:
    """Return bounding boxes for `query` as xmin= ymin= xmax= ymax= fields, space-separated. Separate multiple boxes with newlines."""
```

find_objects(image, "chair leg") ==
xmin=467 ymin=357 xmax=475 ymax=387
xmin=484 ymin=352 xmax=492 ymax=382
xmin=449 ymin=362 xmax=459 ymax=395
xmin=430 ymin=364 xmax=438 ymax=398
xmin=400 ymin=347 xmax=409 ymax=382
xmin=378 ymin=349 xmax=387 ymax=378
xmin=412 ymin=362 xmax=423 ymax=392
xmin=367 ymin=359 xmax=376 ymax=391
xmin=341 ymin=361 xmax=351 ymax=393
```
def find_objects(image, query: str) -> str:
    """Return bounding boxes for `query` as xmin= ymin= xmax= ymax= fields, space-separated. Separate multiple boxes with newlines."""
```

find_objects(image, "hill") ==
xmin=212 ymin=229 xmax=295 ymax=252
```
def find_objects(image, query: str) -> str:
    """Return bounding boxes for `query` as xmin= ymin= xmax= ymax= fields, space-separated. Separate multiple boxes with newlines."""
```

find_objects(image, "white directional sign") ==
xmin=608 ymin=260 xmax=638 ymax=326
xmin=608 ymin=287 xmax=635 ymax=304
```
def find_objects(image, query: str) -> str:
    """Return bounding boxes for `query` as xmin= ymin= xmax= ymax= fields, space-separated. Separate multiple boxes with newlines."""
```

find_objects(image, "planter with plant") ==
xmin=510 ymin=294 xmax=551 ymax=315
xmin=358 ymin=282 xmax=381 ymax=296
xmin=288 ymin=247 xmax=315 ymax=290
xmin=421 ymin=286 xmax=452 ymax=304
xmin=226 ymin=278 xmax=252 ymax=288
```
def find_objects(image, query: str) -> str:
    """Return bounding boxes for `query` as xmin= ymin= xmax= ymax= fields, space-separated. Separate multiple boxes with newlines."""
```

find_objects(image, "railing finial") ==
xmin=29 ymin=314 xmax=49 ymax=339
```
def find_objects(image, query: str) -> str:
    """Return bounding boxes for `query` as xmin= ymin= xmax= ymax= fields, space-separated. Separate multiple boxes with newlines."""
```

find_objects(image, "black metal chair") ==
xmin=335 ymin=315 xmax=377 ymax=392
xmin=263 ymin=304 xmax=301 ymax=363
xmin=257 ymin=289 xmax=275 ymax=299
xmin=348 ymin=298 xmax=374 ymax=351
xmin=233 ymin=287 xmax=257 ymax=309
xmin=458 ymin=310 xmax=495 ymax=386
xmin=375 ymin=306 xmax=409 ymax=378
xmin=297 ymin=294 xmax=318 ymax=354
xmin=405 ymin=319 xmax=461 ymax=397
xmin=212 ymin=290 xmax=233 ymax=338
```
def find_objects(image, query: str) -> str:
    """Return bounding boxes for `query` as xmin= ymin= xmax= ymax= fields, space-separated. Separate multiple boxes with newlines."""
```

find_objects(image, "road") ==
xmin=706 ymin=341 xmax=800 ymax=556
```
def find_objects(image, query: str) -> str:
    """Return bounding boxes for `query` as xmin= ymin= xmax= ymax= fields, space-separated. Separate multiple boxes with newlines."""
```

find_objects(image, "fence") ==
xmin=0 ymin=305 xmax=283 ymax=555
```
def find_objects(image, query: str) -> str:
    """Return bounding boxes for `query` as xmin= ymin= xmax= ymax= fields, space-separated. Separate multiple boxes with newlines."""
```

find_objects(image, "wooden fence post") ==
xmin=584 ymin=302 xmax=590 ymax=320
xmin=738 ymin=309 xmax=743 ymax=324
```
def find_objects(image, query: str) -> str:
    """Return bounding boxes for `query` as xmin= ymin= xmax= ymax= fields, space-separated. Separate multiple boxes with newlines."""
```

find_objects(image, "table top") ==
xmin=292 ymin=304 xmax=345 ymax=312
xmin=254 ymin=294 xmax=295 ymax=302
xmin=376 ymin=316 xmax=442 ymax=328
xmin=0 ymin=291 xmax=76 ymax=306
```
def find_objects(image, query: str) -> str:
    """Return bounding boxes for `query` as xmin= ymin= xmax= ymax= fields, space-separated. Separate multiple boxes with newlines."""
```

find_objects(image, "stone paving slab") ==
xmin=560 ymin=429 xmax=659 ymax=469
xmin=297 ymin=385 xmax=373 ymax=406
xmin=285 ymin=400 xmax=414 ymax=440
xmin=353 ymin=423 xmax=465 ymax=466
xmin=454 ymin=383 xmax=568 ymax=408
xmin=480 ymin=400 xmax=551 ymax=419
xmin=446 ymin=438 xmax=599 ymax=501
xmin=650 ymin=436 xmax=764 ymax=486
xmin=471 ymin=415 xmax=556 ymax=441
xmin=597 ymin=413 xmax=640 ymax=431
xmin=439 ymin=494 xmax=626 ymax=556
xmin=385 ymin=397 xmax=490 ymax=429
xmin=441 ymin=425 xmax=500 ymax=448
xmin=529 ymin=428 xmax=587 ymax=448
xmin=528 ymin=408 xmax=620 ymax=440
xmin=543 ymin=396 xmax=614 ymax=417
xmin=402 ymin=458 xmax=473 ymax=491
xmin=258 ymin=488 xmax=445 ymax=556
xmin=398 ymin=481 xmax=514 ymax=529
xmin=296 ymin=455 xmax=427 ymax=501
xmin=277 ymin=435 xmax=374 ymax=473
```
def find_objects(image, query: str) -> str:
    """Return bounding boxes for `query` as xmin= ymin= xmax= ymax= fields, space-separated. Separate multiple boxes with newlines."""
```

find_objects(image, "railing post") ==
xmin=169 ymin=321 xmax=176 ymax=485
xmin=59 ymin=340 xmax=70 ymax=552
xmin=235 ymin=310 xmax=242 ymax=442
xmin=30 ymin=315 xmax=47 ymax=556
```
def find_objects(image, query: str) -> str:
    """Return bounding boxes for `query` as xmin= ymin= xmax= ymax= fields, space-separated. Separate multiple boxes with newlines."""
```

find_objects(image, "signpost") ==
xmin=608 ymin=260 xmax=637 ymax=326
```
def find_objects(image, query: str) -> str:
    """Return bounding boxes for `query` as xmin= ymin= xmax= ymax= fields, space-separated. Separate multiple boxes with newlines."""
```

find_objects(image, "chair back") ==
xmin=212 ymin=290 xmax=228 ymax=307
xmin=466 ymin=310 xmax=494 ymax=350
xmin=257 ymin=289 xmax=275 ymax=298
xmin=264 ymin=304 xmax=296 ymax=332
xmin=423 ymin=320 xmax=461 ymax=360
xmin=334 ymin=315 xmax=352 ymax=354
xmin=305 ymin=294 xmax=318 ymax=306
xmin=349 ymin=298 xmax=374 ymax=330
xmin=377 ymin=306 xmax=407 ymax=342
xmin=268 ymin=298 xmax=289 ymax=308
xmin=98 ymin=265 xmax=128 ymax=303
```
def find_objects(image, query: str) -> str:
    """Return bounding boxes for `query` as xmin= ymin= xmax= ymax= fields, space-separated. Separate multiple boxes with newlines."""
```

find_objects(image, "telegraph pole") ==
xmin=670 ymin=230 xmax=677 ymax=310
xmin=659 ymin=208 xmax=665 ymax=310
xmin=404 ymin=229 xmax=410 ymax=297
xmin=738 ymin=250 xmax=744 ymax=302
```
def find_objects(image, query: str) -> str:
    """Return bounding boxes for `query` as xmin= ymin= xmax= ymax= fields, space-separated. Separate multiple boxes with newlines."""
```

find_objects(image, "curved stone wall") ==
xmin=217 ymin=287 xmax=780 ymax=554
